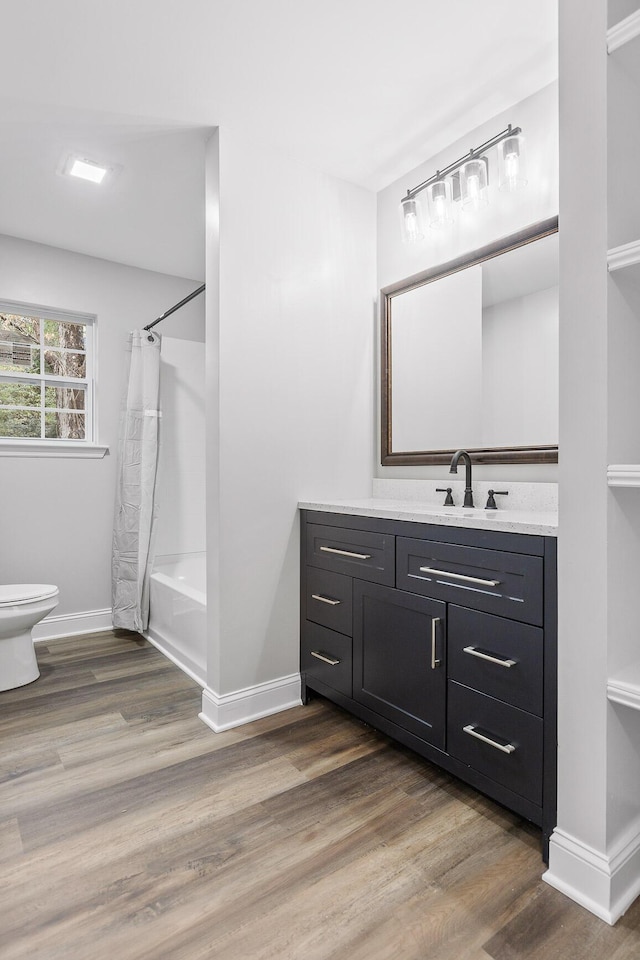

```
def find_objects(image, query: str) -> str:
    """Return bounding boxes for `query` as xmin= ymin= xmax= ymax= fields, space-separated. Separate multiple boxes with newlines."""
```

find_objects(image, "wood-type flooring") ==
xmin=1 ymin=630 xmax=640 ymax=959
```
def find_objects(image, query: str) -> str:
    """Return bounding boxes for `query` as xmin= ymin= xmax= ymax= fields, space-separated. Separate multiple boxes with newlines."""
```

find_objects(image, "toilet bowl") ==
xmin=0 ymin=584 xmax=59 ymax=692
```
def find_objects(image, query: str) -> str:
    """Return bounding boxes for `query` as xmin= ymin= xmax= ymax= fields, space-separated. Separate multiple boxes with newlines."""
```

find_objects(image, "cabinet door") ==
xmin=353 ymin=580 xmax=446 ymax=747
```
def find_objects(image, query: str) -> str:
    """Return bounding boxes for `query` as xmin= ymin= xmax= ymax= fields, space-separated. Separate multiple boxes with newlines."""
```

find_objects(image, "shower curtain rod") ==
xmin=143 ymin=283 xmax=205 ymax=332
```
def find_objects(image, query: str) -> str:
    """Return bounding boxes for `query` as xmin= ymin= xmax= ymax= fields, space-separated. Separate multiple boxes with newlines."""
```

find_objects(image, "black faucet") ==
xmin=449 ymin=449 xmax=474 ymax=508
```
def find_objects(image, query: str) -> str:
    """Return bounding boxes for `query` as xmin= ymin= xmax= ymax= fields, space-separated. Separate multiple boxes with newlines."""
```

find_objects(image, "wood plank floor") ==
xmin=2 ymin=632 xmax=640 ymax=959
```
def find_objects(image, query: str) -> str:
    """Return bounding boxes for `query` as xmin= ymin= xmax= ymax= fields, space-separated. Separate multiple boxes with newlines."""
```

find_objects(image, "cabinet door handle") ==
xmin=311 ymin=594 xmax=341 ymax=606
xmin=431 ymin=617 xmax=442 ymax=669
xmin=463 ymin=646 xmax=517 ymax=668
xmin=463 ymin=724 xmax=516 ymax=754
xmin=320 ymin=546 xmax=372 ymax=560
xmin=418 ymin=566 xmax=501 ymax=588
xmin=310 ymin=650 xmax=340 ymax=666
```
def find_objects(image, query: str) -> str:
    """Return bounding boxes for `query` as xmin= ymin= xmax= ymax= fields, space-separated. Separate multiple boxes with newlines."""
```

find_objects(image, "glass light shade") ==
xmin=499 ymin=134 xmax=527 ymax=192
xmin=399 ymin=195 xmax=425 ymax=242
xmin=426 ymin=179 xmax=454 ymax=228
xmin=460 ymin=157 xmax=488 ymax=209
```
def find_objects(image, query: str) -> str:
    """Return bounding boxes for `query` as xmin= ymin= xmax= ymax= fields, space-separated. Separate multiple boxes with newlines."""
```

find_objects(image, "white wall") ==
xmin=206 ymin=127 xmax=375 ymax=699
xmin=544 ymin=0 xmax=611 ymax=916
xmin=0 ymin=233 xmax=204 ymax=620
xmin=154 ymin=337 xmax=206 ymax=558
xmin=376 ymin=81 xmax=559 ymax=482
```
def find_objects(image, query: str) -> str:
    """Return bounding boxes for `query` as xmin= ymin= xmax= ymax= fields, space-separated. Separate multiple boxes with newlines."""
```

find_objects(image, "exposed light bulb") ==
xmin=504 ymin=151 xmax=519 ymax=180
xmin=499 ymin=134 xmax=527 ymax=192
xmin=426 ymin=179 xmax=453 ymax=229
xmin=461 ymin=158 xmax=488 ymax=210
xmin=400 ymin=196 xmax=425 ymax=242
xmin=405 ymin=212 xmax=420 ymax=239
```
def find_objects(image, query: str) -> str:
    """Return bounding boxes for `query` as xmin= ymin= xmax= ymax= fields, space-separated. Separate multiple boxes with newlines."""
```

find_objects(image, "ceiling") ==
xmin=0 ymin=0 xmax=558 ymax=280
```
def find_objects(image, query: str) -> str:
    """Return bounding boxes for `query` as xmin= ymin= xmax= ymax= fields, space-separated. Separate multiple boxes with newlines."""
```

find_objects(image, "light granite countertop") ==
xmin=298 ymin=497 xmax=558 ymax=537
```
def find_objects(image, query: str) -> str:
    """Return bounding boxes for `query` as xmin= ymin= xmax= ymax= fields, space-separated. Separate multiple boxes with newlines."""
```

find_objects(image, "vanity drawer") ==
xmin=396 ymin=537 xmax=543 ymax=626
xmin=301 ymin=621 xmax=352 ymax=697
xmin=448 ymin=606 xmax=543 ymax=716
xmin=306 ymin=522 xmax=395 ymax=586
xmin=447 ymin=681 xmax=543 ymax=805
xmin=305 ymin=568 xmax=352 ymax=636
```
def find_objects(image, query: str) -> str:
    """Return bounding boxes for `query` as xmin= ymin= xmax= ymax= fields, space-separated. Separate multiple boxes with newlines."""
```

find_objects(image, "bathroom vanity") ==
xmin=299 ymin=501 xmax=557 ymax=858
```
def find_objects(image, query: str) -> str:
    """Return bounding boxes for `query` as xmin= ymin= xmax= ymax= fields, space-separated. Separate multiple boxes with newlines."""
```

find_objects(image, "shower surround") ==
xmin=146 ymin=336 xmax=206 ymax=683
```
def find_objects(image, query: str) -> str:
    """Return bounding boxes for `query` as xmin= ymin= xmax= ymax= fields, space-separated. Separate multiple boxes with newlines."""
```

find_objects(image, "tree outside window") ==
xmin=0 ymin=308 xmax=94 ymax=442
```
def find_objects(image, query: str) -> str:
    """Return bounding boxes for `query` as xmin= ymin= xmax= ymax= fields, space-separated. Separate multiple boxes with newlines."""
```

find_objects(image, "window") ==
xmin=0 ymin=303 xmax=95 ymax=444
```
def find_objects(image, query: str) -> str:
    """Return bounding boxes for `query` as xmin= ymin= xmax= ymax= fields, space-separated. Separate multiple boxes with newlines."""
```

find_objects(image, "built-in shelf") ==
xmin=608 ymin=665 xmax=640 ymax=711
xmin=607 ymin=240 xmax=640 ymax=272
xmin=607 ymin=10 xmax=640 ymax=54
xmin=608 ymin=465 xmax=640 ymax=487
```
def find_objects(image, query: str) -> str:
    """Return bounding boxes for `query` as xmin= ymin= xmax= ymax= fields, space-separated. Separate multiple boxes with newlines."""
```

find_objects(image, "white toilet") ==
xmin=0 ymin=584 xmax=59 ymax=692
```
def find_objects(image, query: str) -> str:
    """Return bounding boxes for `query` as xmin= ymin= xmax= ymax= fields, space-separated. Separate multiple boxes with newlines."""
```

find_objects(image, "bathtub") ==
xmin=146 ymin=552 xmax=206 ymax=685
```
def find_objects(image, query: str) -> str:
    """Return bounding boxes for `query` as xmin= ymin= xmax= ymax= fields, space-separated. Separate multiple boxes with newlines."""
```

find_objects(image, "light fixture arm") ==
xmin=402 ymin=124 xmax=522 ymax=201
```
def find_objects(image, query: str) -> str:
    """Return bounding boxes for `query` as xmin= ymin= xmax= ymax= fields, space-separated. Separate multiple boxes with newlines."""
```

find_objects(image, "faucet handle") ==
xmin=436 ymin=487 xmax=455 ymax=506
xmin=485 ymin=489 xmax=509 ymax=510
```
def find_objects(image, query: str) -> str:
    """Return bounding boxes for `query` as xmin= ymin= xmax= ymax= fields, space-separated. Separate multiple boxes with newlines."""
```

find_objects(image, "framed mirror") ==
xmin=381 ymin=216 xmax=559 ymax=465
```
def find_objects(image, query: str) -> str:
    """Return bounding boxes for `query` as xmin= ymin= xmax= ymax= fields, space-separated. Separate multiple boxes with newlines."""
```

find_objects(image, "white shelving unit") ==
xmin=608 ymin=465 xmax=640 ymax=486
xmin=607 ymin=8 xmax=640 ymax=710
xmin=608 ymin=666 xmax=640 ymax=710
xmin=607 ymin=8 xmax=640 ymax=52
xmin=608 ymin=239 xmax=640 ymax=272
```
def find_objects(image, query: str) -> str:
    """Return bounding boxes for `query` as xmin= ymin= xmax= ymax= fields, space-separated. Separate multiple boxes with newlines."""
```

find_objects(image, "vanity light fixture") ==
xmin=399 ymin=124 xmax=525 ymax=241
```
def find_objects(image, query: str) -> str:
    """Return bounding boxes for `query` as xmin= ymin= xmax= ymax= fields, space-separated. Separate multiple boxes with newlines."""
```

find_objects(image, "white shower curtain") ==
xmin=112 ymin=330 xmax=162 ymax=632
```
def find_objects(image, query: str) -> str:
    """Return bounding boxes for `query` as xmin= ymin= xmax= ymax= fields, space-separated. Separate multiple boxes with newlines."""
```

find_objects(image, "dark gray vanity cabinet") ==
xmin=353 ymin=581 xmax=446 ymax=747
xmin=300 ymin=509 xmax=557 ymax=858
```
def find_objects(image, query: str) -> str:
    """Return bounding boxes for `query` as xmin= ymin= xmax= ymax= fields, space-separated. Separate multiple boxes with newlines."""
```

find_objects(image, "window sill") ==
xmin=0 ymin=440 xmax=109 ymax=459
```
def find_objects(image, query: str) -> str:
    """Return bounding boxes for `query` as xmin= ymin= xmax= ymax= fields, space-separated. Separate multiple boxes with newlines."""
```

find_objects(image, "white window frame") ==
xmin=0 ymin=299 xmax=108 ymax=458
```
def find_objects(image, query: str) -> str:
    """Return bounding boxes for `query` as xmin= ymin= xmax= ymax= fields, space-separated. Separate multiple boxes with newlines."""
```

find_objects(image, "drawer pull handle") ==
xmin=431 ymin=617 xmax=442 ymax=669
xmin=463 ymin=646 xmax=517 ymax=668
xmin=310 ymin=650 xmax=341 ymax=666
xmin=320 ymin=546 xmax=372 ymax=560
xmin=311 ymin=594 xmax=341 ymax=606
xmin=418 ymin=566 xmax=501 ymax=588
xmin=463 ymin=724 xmax=516 ymax=754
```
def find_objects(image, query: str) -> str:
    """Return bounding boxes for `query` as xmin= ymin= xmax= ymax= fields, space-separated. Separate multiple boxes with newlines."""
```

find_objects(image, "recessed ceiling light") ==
xmin=57 ymin=153 xmax=113 ymax=183
xmin=62 ymin=155 xmax=110 ymax=184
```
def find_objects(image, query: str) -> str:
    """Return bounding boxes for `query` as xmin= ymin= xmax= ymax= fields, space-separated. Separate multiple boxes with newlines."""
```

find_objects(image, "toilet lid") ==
xmin=0 ymin=584 xmax=59 ymax=606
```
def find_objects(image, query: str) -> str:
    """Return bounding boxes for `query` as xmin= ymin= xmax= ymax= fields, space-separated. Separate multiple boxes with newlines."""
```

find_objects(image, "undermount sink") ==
xmin=428 ymin=506 xmax=509 ymax=519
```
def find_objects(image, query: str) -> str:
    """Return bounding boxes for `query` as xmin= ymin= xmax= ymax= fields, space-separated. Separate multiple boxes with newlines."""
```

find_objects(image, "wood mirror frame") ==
xmin=380 ymin=216 xmax=559 ymax=466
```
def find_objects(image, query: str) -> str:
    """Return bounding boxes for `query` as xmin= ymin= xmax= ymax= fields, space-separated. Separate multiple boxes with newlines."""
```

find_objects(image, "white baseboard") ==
xmin=199 ymin=673 xmax=302 ymax=733
xmin=143 ymin=628 xmax=206 ymax=688
xmin=544 ymin=825 xmax=640 ymax=924
xmin=33 ymin=608 xmax=113 ymax=642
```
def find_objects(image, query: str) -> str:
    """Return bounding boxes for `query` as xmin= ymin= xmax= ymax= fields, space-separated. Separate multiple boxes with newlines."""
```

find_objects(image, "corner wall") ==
xmin=201 ymin=128 xmax=376 ymax=730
